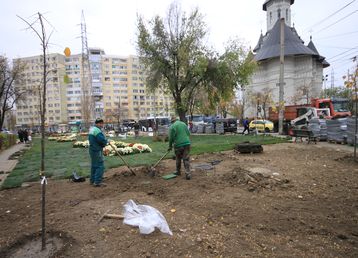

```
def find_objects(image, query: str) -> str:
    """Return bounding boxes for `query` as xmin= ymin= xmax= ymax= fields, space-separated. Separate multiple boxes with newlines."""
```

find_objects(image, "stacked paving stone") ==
xmin=326 ymin=118 xmax=347 ymax=143
xmin=308 ymin=118 xmax=327 ymax=141
xmin=347 ymin=117 xmax=357 ymax=145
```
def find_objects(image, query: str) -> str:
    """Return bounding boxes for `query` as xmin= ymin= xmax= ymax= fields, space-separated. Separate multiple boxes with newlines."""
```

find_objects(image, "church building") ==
xmin=245 ymin=0 xmax=329 ymax=118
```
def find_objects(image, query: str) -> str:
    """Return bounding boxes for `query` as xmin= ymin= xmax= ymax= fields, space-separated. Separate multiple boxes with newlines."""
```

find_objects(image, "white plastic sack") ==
xmin=123 ymin=199 xmax=173 ymax=235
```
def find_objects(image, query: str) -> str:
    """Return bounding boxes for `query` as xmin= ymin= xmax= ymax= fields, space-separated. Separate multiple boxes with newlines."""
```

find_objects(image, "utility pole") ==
xmin=278 ymin=18 xmax=285 ymax=134
xmin=331 ymin=69 xmax=334 ymax=90
xmin=80 ymin=11 xmax=93 ymax=130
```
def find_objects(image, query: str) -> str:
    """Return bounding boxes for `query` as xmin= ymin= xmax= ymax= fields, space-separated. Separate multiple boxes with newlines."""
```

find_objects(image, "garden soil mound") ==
xmin=0 ymin=143 xmax=357 ymax=257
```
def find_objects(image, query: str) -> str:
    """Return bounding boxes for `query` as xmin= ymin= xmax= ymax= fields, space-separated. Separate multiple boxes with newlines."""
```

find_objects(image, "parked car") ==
xmin=249 ymin=120 xmax=274 ymax=132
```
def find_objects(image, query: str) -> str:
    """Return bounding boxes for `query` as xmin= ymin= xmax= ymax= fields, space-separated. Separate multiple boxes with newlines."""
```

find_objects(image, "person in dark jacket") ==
xmin=168 ymin=116 xmax=191 ymax=180
xmin=88 ymin=118 xmax=108 ymax=187
xmin=242 ymin=117 xmax=250 ymax=135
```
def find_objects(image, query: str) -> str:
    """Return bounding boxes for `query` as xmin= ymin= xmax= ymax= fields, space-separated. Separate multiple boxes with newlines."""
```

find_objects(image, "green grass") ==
xmin=1 ymin=134 xmax=287 ymax=189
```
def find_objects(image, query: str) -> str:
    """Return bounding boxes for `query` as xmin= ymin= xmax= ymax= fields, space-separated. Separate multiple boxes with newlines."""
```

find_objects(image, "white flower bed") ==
xmin=73 ymin=139 xmax=152 ymax=156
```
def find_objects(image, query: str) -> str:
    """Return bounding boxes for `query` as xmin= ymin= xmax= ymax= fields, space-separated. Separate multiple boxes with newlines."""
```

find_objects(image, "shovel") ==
xmin=109 ymin=143 xmax=136 ymax=176
xmin=148 ymin=150 xmax=170 ymax=177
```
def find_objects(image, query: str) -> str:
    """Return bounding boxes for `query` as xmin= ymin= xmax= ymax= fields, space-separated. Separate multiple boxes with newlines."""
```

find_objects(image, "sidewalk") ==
xmin=0 ymin=143 xmax=30 ymax=186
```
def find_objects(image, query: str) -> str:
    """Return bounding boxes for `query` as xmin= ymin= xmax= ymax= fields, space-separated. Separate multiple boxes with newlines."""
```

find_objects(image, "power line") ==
xmin=327 ymin=46 xmax=358 ymax=60
xmin=315 ymin=30 xmax=358 ymax=40
xmin=316 ymin=10 xmax=358 ymax=33
xmin=305 ymin=0 xmax=356 ymax=31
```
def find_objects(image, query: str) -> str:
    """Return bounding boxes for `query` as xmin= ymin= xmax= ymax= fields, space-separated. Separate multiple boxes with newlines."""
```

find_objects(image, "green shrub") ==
xmin=0 ymin=133 xmax=17 ymax=151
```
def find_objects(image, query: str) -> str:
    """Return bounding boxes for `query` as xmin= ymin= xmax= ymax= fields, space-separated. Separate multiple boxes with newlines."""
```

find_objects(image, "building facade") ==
xmin=14 ymin=49 xmax=174 ymax=130
xmin=245 ymin=0 xmax=329 ymax=118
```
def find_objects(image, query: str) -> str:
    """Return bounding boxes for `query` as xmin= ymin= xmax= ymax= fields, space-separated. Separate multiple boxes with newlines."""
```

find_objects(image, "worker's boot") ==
xmin=174 ymin=171 xmax=181 ymax=176
xmin=185 ymin=173 xmax=191 ymax=180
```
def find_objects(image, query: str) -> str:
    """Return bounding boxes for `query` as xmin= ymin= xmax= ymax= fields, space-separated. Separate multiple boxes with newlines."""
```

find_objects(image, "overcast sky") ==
xmin=1 ymin=0 xmax=357 ymax=86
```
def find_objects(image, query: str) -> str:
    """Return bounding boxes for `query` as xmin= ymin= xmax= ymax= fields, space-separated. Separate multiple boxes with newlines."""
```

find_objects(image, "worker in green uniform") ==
xmin=88 ymin=118 xmax=108 ymax=187
xmin=168 ymin=116 xmax=191 ymax=180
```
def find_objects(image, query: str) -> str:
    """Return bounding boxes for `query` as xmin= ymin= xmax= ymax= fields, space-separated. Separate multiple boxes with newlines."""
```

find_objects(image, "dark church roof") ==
xmin=307 ymin=36 xmax=330 ymax=68
xmin=254 ymin=19 xmax=318 ymax=61
xmin=307 ymin=36 xmax=319 ymax=54
xmin=253 ymin=32 xmax=264 ymax=52
xmin=263 ymin=0 xmax=295 ymax=11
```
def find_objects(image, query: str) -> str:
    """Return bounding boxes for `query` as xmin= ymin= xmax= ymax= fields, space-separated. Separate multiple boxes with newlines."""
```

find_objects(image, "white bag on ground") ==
xmin=123 ymin=199 xmax=173 ymax=236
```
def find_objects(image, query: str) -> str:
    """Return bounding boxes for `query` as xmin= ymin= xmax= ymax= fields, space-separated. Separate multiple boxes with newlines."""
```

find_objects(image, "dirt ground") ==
xmin=0 ymin=142 xmax=357 ymax=257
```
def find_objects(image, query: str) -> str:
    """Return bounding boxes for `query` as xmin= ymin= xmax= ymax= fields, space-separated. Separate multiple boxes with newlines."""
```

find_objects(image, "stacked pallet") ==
xmin=326 ymin=118 xmax=347 ymax=143
xmin=205 ymin=125 xmax=214 ymax=134
xmin=215 ymin=123 xmax=225 ymax=134
xmin=347 ymin=117 xmax=357 ymax=146
xmin=308 ymin=118 xmax=327 ymax=141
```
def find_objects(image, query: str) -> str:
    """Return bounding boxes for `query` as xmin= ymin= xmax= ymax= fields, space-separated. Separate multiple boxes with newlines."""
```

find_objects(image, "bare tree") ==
xmin=0 ymin=56 xmax=26 ymax=130
xmin=249 ymin=87 xmax=273 ymax=119
xmin=291 ymin=81 xmax=313 ymax=105
xmin=18 ymin=12 xmax=54 ymax=251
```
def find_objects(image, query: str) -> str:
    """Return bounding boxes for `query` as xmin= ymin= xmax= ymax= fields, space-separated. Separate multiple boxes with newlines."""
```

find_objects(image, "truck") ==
xmin=268 ymin=98 xmax=351 ymax=134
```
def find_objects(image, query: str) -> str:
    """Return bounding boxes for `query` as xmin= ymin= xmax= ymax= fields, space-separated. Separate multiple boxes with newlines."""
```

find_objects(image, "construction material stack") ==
xmin=347 ymin=117 xmax=357 ymax=146
xmin=327 ymin=118 xmax=348 ymax=143
xmin=308 ymin=118 xmax=327 ymax=141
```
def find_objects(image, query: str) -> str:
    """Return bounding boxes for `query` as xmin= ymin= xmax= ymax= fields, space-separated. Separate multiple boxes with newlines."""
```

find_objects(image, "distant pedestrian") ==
xmin=242 ymin=117 xmax=250 ymax=135
xmin=88 ymin=118 xmax=108 ymax=187
xmin=168 ymin=116 xmax=192 ymax=180
xmin=133 ymin=121 xmax=140 ymax=139
xmin=18 ymin=129 xmax=24 ymax=143
xmin=24 ymin=129 xmax=29 ymax=143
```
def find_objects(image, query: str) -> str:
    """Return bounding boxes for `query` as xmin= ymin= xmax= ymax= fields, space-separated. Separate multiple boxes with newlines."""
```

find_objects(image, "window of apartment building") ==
xmin=54 ymin=103 xmax=60 ymax=107
xmin=133 ymin=83 xmax=138 ymax=87
xmin=119 ymin=78 xmax=127 ymax=81
xmin=105 ymin=96 xmax=111 ymax=100
xmin=133 ymin=89 xmax=138 ymax=93
xmin=133 ymin=101 xmax=139 ymax=105
xmin=139 ymin=90 xmax=145 ymax=93
xmin=120 ymin=84 xmax=127 ymax=88
xmin=105 ymin=77 xmax=110 ymax=81
xmin=133 ymin=95 xmax=138 ymax=100
xmin=55 ymin=110 xmax=60 ymax=113
xmin=18 ymin=118 xmax=22 ymax=122
xmin=48 ymin=103 xmax=53 ymax=107
xmin=120 ymin=90 xmax=127 ymax=94
xmin=132 ymin=70 xmax=137 ymax=74
xmin=120 ymin=71 xmax=127 ymax=75
xmin=132 ymin=64 xmax=138 ymax=69
xmin=113 ymin=83 xmax=120 ymax=88
xmin=67 ymin=104 xmax=74 ymax=107
xmin=49 ymin=110 xmax=53 ymax=113
xmin=67 ymin=91 xmax=73 ymax=94
xmin=119 ymin=65 xmax=127 ymax=69
xmin=55 ymin=117 xmax=60 ymax=120
xmin=113 ymin=90 xmax=120 ymax=94
xmin=75 ymin=90 xmax=81 ymax=94
xmin=75 ymin=103 xmax=81 ymax=107
xmin=132 ymin=77 xmax=138 ymax=80
xmin=105 ymin=103 xmax=111 ymax=107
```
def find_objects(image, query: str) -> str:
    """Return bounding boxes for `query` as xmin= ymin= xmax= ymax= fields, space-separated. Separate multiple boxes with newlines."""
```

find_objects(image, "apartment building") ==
xmin=15 ymin=53 xmax=67 ymax=131
xmin=14 ymin=48 xmax=174 ymax=130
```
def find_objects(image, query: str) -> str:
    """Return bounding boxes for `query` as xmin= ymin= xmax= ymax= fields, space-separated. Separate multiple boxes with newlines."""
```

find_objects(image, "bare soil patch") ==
xmin=0 ymin=143 xmax=357 ymax=257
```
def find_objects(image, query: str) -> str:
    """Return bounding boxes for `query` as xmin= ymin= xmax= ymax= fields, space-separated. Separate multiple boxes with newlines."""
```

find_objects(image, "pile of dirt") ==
xmin=219 ymin=167 xmax=291 ymax=191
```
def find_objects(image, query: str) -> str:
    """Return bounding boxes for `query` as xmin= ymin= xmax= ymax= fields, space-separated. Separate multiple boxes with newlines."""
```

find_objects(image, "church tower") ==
xmin=264 ymin=0 xmax=294 ymax=31
xmin=245 ymin=0 xmax=329 ymax=123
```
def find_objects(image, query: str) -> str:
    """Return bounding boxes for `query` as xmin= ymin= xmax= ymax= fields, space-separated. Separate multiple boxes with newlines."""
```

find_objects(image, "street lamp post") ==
xmin=322 ymin=74 xmax=328 ymax=97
